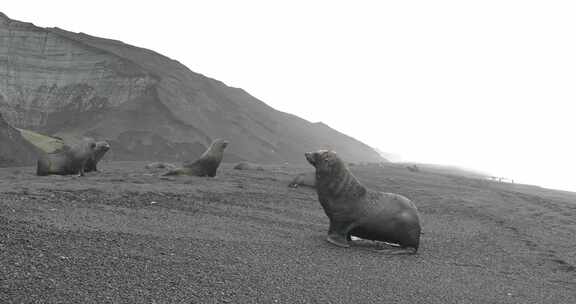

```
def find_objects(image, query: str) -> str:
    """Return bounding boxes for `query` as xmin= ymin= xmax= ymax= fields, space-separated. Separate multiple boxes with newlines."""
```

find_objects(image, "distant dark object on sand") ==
xmin=145 ymin=162 xmax=177 ymax=170
xmin=288 ymin=171 xmax=316 ymax=188
xmin=406 ymin=164 xmax=420 ymax=173
xmin=164 ymin=139 xmax=229 ymax=177
xmin=233 ymin=162 xmax=265 ymax=171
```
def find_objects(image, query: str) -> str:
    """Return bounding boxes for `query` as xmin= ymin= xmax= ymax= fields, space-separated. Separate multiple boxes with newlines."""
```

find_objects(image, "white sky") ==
xmin=3 ymin=1 xmax=576 ymax=192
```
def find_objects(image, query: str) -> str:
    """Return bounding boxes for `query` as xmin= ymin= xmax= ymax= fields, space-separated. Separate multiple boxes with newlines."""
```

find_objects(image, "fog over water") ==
xmin=4 ymin=1 xmax=575 ymax=192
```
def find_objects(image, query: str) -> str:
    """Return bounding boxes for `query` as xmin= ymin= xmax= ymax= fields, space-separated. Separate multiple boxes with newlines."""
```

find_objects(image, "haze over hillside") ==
xmin=0 ymin=12 xmax=385 ymax=165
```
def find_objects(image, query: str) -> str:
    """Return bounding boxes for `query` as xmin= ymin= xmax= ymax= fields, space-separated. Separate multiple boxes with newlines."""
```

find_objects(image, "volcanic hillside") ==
xmin=0 ymin=12 xmax=384 ymax=164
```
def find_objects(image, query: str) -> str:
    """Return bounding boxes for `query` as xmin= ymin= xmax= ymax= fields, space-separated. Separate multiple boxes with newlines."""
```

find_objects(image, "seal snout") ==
xmin=305 ymin=152 xmax=316 ymax=166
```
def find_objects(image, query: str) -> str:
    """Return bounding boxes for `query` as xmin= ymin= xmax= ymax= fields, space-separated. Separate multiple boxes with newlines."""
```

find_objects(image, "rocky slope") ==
xmin=0 ymin=12 xmax=385 ymax=164
xmin=0 ymin=113 xmax=39 ymax=167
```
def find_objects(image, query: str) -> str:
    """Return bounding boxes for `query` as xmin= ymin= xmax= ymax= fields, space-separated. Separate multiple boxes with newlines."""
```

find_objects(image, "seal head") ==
xmin=85 ymin=141 xmax=110 ymax=172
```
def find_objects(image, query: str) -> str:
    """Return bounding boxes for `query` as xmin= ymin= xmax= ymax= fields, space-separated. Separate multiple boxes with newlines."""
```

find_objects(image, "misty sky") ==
xmin=3 ymin=1 xmax=576 ymax=192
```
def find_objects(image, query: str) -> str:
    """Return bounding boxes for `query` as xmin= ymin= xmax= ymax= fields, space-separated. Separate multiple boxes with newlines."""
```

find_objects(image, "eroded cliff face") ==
xmin=0 ymin=12 xmax=385 ymax=164
xmin=0 ymin=12 xmax=156 ymax=130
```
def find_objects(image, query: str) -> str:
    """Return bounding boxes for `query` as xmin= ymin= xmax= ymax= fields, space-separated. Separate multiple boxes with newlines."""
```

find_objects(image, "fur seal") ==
xmin=288 ymin=171 xmax=316 ymax=188
xmin=305 ymin=150 xmax=421 ymax=253
xmin=145 ymin=162 xmax=177 ymax=170
xmin=85 ymin=141 xmax=110 ymax=172
xmin=233 ymin=162 xmax=264 ymax=171
xmin=164 ymin=139 xmax=229 ymax=177
xmin=406 ymin=164 xmax=420 ymax=173
xmin=36 ymin=139 xmax=97 ymax=177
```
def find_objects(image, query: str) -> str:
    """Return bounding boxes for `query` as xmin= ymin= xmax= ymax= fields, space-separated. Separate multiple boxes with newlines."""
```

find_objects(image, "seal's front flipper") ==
xmin=326 ymin=233 xmax=350 ymax=247
xmin=326 ymin=220 xmax=352 ymax=247
xmin=163 ymin=169 xmax=179 ymax=176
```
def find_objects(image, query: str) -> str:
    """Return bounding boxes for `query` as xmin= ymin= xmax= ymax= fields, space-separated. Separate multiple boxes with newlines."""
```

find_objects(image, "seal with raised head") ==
xmin=288 ymin=171 xmax=316 ymax=188
xmin=305 ymin=150 xmax=421 ymax=253
xmin=85 ymin=141 xmax=110 ymax=172
xmin=36 ymin=139 xmax=97 ymax=177
xmin=164 ymin=139 xmax=229 ymax=177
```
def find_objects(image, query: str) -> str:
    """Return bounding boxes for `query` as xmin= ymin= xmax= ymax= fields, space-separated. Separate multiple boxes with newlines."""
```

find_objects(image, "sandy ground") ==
xmin=1 ymin=161 xmax=575 ymax=303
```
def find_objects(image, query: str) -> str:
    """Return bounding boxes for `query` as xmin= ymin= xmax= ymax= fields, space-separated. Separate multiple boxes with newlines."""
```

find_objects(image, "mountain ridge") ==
xmin=0 ymin=12 xmax=385 ymax=165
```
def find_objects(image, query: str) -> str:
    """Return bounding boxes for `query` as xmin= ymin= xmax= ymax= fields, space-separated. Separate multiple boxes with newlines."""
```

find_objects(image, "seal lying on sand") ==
xmin=305 ymin=150 xmax=421 ymax=253
xmin=36 ymin=139 xmax=97 ymax=177
xmin=233 ymin=162 xmax=264 ymax=171
xmin=288 ymin=171 xmax=316 ymax=188
xmin=145 ymin=162 xmax=177 ymax=170
xmin=164 ymin=139 xmax=229 ymax=177
xmin=85 ymin=141 xmax=110 ymax=172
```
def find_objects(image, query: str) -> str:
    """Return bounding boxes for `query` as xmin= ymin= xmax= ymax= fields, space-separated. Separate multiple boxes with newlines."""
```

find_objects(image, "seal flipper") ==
xmin=36 ymin=159 xmax=50 ymax=176
xmin=163 ymin=168 xmax=183 ymax=176
xmin=326 ymin=221 xmax=351 ymax=248
xmin=326 ymin=234 xmax=350 ymax=247
xmin=163 ymin=170 xmax=176 ymax=176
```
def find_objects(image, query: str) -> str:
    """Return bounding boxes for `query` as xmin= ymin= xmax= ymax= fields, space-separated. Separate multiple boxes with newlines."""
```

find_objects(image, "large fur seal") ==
xmin=288 ymin=171 xmax=316 ymax=188
xmin=36 ymin=139 xmax=97 ymax=177
xmin=164 ymin=139 xmax=229 ymax=177
xmin=305 ymin=150 xmax=421 ymax=253
xmin=85 ymin=141 xmax=110 ymax=172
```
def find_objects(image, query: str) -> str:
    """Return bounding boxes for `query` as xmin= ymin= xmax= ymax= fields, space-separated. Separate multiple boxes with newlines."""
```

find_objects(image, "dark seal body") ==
xmin=288 ymin=171 xmax=316 ymax=188
xmin=305 ymin=150 xmax=421 ymax=252
xmin=164 ymin=139 xmax=229 ymax=177
xmin=145 ymin=162 xmax=177 ymax=170
xmin=36 ymin=139 xmax=97 ymax=176
xmin=233 ymin=162 xmax=264 ymax=171
xmin=85 ymin=141 xmax=110 ymax=172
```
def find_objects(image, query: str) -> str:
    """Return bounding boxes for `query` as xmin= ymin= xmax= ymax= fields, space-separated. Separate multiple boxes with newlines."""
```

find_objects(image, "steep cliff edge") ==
xmin=0 ymin=12 xmax=385 ymax=164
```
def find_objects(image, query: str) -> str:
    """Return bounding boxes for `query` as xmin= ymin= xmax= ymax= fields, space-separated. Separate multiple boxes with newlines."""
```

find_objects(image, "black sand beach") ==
xmin=1 ymin=162 xmax=575 ymax=303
